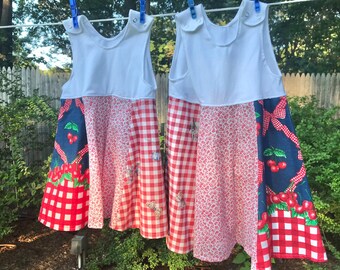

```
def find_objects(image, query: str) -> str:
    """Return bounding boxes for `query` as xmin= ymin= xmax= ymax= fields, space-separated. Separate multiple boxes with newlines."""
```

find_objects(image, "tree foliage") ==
xmin=0 ymin=68 xmax=57 ymax=239
xmin=9 ymin=0 xmax=338 ymax=73
xmin=270 ymin=0 xmax=340 ymax=73
xmin=0 ymin=0 xmax=13 ymax=66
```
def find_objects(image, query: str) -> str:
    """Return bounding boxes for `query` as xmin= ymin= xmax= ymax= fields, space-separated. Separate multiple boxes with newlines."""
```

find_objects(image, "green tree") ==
xmin=10 ymin=0 xmax=340 ymax=73
xmin=0 ymin=0 xmax=13 ymax=66
xmin=269 ymin=0 xmax=339 ymax=73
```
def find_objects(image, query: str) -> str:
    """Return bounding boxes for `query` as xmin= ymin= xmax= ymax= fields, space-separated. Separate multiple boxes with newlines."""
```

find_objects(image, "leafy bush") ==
xmin=0 ymin=69 xmax=57 ymax=239
xmin=85 ymin=225 xmax=198 ymax=270
xmin=289 ymin=96 xmax=340 ymax=256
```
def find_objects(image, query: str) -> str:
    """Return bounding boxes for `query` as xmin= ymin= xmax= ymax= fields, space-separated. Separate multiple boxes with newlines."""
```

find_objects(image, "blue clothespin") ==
xmin=140 ymin=0 xmax=146 ymax=24
xmin=69 ymin=0 xmax=79 ymax=28
xmin=254 ymin=0 xmax=260 ymax=13
xmin=187 ymin=0 xmax=197 ymax=19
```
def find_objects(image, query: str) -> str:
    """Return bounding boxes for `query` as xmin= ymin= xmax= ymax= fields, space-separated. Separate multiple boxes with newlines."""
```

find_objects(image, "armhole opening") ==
xmin=61 ymin=21 xmax=79 ymax=90
xmin=261 ymin=6 xmax=282 ymax=77
xmin=168 ymin=21 xmax=189 ymax=81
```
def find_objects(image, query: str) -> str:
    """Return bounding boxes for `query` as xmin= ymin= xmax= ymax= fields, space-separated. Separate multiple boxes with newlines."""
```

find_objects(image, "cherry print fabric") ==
xmin=166 ymin=96 xmax=327 ymax=269
xmin=255 ymin=97 xmax=327 ymax=269
xmin=83 ymin=97 xmax=168 ymax=238
xmin=38 ymin=98 xmax=89 ymax=231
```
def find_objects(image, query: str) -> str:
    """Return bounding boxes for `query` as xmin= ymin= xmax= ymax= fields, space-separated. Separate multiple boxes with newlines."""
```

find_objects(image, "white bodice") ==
xmin=169 ymin=0 xmax=286 ymax=106
xmin=61 ymin=10 xmax=156 ymax=100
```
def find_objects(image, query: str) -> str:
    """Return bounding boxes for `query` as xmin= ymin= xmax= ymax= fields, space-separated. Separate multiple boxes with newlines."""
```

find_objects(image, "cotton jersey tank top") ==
xmin=61 ymin=10 xmax=156 ymax=99
xmin=169 ymin=0 xmax=286 ymax=106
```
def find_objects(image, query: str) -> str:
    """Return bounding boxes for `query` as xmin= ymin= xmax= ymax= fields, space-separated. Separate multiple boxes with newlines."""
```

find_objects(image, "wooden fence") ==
xmin=1 ymin=68 xmax=339 ymax=124
xmin=1 ymin=68 xmax=339 ymax=164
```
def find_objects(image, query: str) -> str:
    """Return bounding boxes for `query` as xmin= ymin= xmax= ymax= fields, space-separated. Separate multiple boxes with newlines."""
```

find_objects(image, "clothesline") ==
xmin=0 ymin=0 xmax=315 ymax=29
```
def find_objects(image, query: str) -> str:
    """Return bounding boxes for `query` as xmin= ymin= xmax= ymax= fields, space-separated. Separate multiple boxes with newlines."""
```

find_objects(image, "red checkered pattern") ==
xmin=112 ymin=99 xmax=168 ymax=239
xmin=38 ymin=164 xmax=89 ymax=231
xmin=255 ymin=209 xmax=327 ymax=269
xmin=258 ymin=160 xmax=264 ymax=186
xmin=262 ymin=97 xmax=300 ymax=149
xmin=75 ymin=98 xmax=85 ymax=114
xmin=73 ymin=144 xmax=89 ymax=164
xmin=256 ymin=232 xmax=272 ymax=270
xmin=166 ymin=97 xmax=200 ymax=253
xmin=285 ymin=165 xmax=306 ymax=192
xmin=58 ymin=99 xmax=72 ymax=120
xmin=269 ymin=209 xmax=327 ymax=262
xmin=54 ymin=141 xmax=68 ymax=164
xmin=38 ymin=180 xmax=89 ymax=231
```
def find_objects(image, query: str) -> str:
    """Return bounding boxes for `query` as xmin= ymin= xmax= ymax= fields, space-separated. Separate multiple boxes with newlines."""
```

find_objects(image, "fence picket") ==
xmin=1 ymin=68 xmax=339 ymax=164
xmin=0 ymin=68 xmax=339 ymax=123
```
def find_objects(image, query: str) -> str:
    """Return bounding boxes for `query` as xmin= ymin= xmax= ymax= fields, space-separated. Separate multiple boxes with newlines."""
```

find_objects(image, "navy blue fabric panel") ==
xmin=256 ymin=97 xmax=313 ymax=215
xmin=51 ymin=99 xmax=89 ymax=174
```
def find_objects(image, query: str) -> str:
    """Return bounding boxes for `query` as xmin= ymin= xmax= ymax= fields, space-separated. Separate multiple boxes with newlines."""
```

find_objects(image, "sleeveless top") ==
xmin=61 ymin=10 xmax=156 ymax=99
xmin=169 ymin=0 xmax=286 ymax=106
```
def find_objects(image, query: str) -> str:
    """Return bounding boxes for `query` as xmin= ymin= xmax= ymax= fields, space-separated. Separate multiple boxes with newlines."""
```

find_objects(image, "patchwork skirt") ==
xmin=166 ymin=96 xmax=327 ymax=269
xmin=39 ymin=97 xmax=168 ymax=239
xmin=38 ymin=98 xmax=89 ymax=231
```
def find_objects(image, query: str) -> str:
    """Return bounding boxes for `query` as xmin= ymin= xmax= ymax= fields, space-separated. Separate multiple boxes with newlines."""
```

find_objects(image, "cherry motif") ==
xmin=258 ymin=220 xmax=265 ymax=229
xmin=295 ymin=205 xmax=305 ymax=214
xmin=290 ymin=192 xmax=298 ymax=199
xmin=267 ymin=160 xmax=276 ymax=167
xmin=67 ymin=133 xmax=78 ymax=144
xmin=278 ymin=192 xmax=288 ymax=201
xmin=79 ymin=175 xmax=86 ymax=183
xmin=278 ymin=161 xmax=287 ymax=169
xmin=270 ymin=165 xmax=280 ymax=173
xmin=302 ymin=200 xmax=313 ymax=210
xmin=72 ymin=170 xmax=78 ymax=178
xmin=308 ymin=210 xmax=317 ymax=220
xmin=287 ymin=198 xmax=296 ymax=207
xmin=262 ymin=212 xmax=268 ymax=222
xmin=271 ymin=195 xmax=280 ymax=204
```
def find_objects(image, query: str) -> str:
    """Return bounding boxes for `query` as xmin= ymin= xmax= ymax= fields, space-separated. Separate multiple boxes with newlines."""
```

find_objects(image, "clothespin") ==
xmin=140 ymin=0 xmax=146 ymax=24
xmin=187 ymin=0 xmax=197 ymax=19
xmin=254 ymin=0 xmax=260 ymax=13
xmin=69 ymin=0 xmax=79 ymax=28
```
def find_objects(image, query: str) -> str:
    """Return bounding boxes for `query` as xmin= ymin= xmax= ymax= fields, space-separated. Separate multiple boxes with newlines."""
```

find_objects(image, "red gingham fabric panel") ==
xmin=113 ymin=99 xmax=168 ymax=239
xmin=39 ymin=180 xmax=89 ymax=231
xmin=256 ymin=232 xmax=272 ymax=270
xmin=270 ymin=209 xmax=327 ymax=262
xmin=166 ymin=97 xmax=200 ymax=253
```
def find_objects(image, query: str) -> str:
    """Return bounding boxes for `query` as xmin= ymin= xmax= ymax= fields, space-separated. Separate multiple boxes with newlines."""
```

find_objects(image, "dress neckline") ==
xmin=199 ymin=0 xmax=247 ymax=47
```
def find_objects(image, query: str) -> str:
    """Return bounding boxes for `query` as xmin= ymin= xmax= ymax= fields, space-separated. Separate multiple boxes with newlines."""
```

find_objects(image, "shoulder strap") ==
xmin=63 ymin=15 xmax=83 ymax=34
xmin=242 ymin=1 xmax=267 ymax=26
xmin=175 ymin=4 xmax=203 ymax=32
xmin=128 ymin=10 xmax=154 ymax=33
